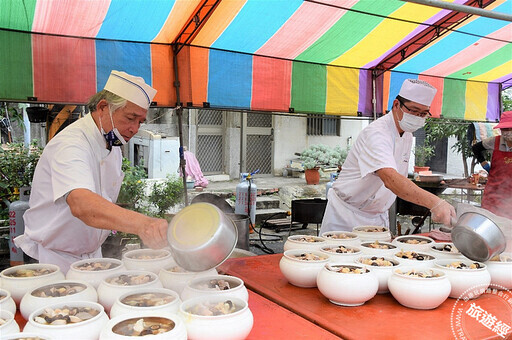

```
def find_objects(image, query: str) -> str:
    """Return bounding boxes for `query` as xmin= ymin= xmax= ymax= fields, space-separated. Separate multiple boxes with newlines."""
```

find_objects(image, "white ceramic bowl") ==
xmin=0 ymin=288 xmax=16 ymax=315
xmin=355 ymin=256 xmax=402 ymax=294
xmin=352 ymin=226 xmax=391 ymax=242
xmin=158 ymin=265 xmax=218 ymax=296
xmin=181 ymin=275 xmax=248 ymax=302
xmin=0 ymin=310 xmax=20 ymax=336
xmin=110 ymin=288 xmax=181 ymax=318
xmin=359 ymin=241 xmax=397 ymax=257
xmin=100 ymin=312 xmax=187 ymax=339
xmin=485 ymin=253 xmax=512 ymax=289
xmin=0 ymin=264 xmax=65 ymax=304
xmin=283 ymin=235 xmax=326 ymax=252
xmin=319 ymin=245 xmax=362 ymax=263
xmin=321 ymin=231 xmax=361 ymax=247
xmin=387 ymin=266 xmax=451 ymax=310
xmin=23 ymin=301 xmax=108 ymax=340
xmin=66 ymin=258 xmax=126 ymax=289
xmin=428 ymin=243 xmax=467 ymax=260
xmin=393 ymin=250 xmax=436 ymax=269
xmin=97 ymin=270 xmax=163 ymax=312
xmin=179 ymin=295 xmax=253 ymax=340
xmin=20 ymin=279 xmax=98 ymax=320
xmin=316 ymin=263 xmax=378 ymax=306
xmin=0 ymin=333 xmax=53 ymax=340
xmin=392 ymin=235 xmax=435 ymax=252
xmin=122 ymin=249 xmax=175 ymax=274
xmin=434 ymin=259 xmax=491 ymax=299
xmin=279 ymin=249 xmax=330 ymax=288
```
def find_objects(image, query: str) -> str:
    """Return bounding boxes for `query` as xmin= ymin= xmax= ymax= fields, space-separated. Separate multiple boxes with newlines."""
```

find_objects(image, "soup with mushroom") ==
xmin=33 ymin=306 xmax=100 ymax=325
xmin=127 ymin=251 xmax=167 ymax=260
xmin=186 ymin=300 xmax=241 ymax=316
xmin=292 ymin=253 xmax=328 ymax=261
xmin=106 ymin=274 xmax=154 ymax=286
xmin=193 ymin=278 xmax=239 ymax=291
xmin=112 ymin=317 xmax=175 ymax=336
xmin=121 ymin=292 xmax=175 ymax=307
xmin=75 ymin=261 xmax=120 ymax=271
xmin=5 ymin=268 xmax=55 ymax=277
xmin=32 ymin=283 xmax=86 ymax=298
xmin=327 ymin=265 xmax=367 ymax=274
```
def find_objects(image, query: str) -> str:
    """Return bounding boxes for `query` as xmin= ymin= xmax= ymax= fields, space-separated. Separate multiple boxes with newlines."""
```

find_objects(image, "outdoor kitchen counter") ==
xmin=13 ymin=289 xmax=339 ymax=339
xmin=218 ymin=254 xmax=504 ymax=340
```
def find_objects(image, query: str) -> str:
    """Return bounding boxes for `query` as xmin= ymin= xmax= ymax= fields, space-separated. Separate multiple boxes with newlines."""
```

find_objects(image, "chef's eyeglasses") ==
xmin=397 ymin=99 xmax=431 ymax=118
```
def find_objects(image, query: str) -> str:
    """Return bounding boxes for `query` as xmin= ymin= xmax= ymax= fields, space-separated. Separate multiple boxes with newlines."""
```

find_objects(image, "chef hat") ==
xmin=398 ymin=79 xmax=437 ymax=106
xmin=103 ymin=70 xmax=157 ymax=110
xmin=494 ymin=110 xmax=512 ymax=129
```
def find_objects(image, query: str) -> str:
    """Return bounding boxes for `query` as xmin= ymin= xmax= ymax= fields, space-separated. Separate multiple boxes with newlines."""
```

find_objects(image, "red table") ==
xmin=218 ymin=254 xmax=506 ymax=340
xmin=13 ymin=290 xmax=339 ymax=339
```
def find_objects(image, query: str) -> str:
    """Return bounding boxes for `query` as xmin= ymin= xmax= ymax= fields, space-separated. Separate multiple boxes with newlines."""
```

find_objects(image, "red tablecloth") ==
xmin=14 ymin=290 xmax=339 ymax=339
xmin=218 ymin=254 xmax=506 ymax=340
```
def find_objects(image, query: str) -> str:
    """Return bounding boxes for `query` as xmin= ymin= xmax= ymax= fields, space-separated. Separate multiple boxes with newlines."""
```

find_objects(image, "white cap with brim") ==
xmin=398 ymin=79 xmax=437 ymax=107
xmin=103 ymin=70 xmax=157 ymax=110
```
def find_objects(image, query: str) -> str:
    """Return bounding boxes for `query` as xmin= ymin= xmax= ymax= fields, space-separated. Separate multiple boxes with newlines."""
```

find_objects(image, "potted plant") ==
xmin=413 ymin=143 xmax=435 ymax=173
xmin=300 ymin=144 xmax=348 ymax=185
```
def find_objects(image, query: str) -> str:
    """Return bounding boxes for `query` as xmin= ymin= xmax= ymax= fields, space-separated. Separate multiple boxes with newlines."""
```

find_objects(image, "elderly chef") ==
xmin=320 ymin=79 xmax=456 ymax=233
xmin=15 ymin=70 xmax=169 ymax=273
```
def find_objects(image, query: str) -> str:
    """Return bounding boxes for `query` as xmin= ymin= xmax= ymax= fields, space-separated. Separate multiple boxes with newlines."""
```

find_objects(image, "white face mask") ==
xmin=502 ymin=130 xmax=512 ymax=143
xmin=398 ymin=106 xmax=426 ymax=133
xmin=99 ymin=108 xmax=127 ymax=147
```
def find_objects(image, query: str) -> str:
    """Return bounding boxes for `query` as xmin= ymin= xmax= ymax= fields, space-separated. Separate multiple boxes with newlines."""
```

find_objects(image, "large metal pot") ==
xmin=167 ymin=203 xmax=237 ymax=272
xmin=225 ymin=213 xmax=250 ymax=251
xmin=451 ymin=212 xmax=506 ymax=262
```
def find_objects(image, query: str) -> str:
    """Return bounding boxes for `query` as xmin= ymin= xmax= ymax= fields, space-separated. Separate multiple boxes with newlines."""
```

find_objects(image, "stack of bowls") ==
xmin=97 ymin=270 xmax=162 ymax=312
xmin=66 ymin=258 xmax=126 ymax=289
xmin=110 ymin=288 xmax=181 ymax=318
xmin=388 ymin=266 xmax=451 ymax=309
xmin=0 ymin=263 xmax=65 ymax=303
xmin=181 ymin=275 xmax=248 ymax=302
xmin=20 ymin=279 xmax=98 ymax=320
xmin=122 ymin=249 xmax=175 ymax=274
xmin=279 ymin=249 xmax=330 ymax=288
xmin=179 ymin=296 xmax=253 ymax=340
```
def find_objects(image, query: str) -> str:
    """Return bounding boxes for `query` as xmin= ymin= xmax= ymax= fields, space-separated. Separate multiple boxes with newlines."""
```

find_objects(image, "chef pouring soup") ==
xmin=321 ymin=79 xmax=456 ymax=233
xmin=15 ymin=70 xmax=168 ymax=273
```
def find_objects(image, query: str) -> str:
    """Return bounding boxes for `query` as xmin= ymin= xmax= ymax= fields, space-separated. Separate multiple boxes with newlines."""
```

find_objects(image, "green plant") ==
xmin=424 ymin=118 xmax=472 ymax=176
xmin=147 ymin=175 xmax=184 ymax=217
xmin=300 ymin=144 xmax=348 ymax=170
xmin=117 ymin=158 xmax=148 ymax=212
xmin=413 ymin=143 xmax=435 ymax=167
xmin=0 ymin=140 xmax=43 ymax=220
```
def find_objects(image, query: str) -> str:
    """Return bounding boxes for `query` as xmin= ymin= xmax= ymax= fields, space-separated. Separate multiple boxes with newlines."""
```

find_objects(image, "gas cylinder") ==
xmin=235 ymin=173 xmax=257 ymax=226
xmin=325 ymin=173 xmax=337 ymax=199
xmin=9 ymin=187 xmax=30 ymax=266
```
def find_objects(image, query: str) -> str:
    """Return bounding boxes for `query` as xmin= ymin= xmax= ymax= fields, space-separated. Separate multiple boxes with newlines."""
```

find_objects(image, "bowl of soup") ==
xmin=66 ymin=258 xmax=125 ymax=289
xmin=100 ymin=313 xmax=186 ymax=339
xmin=110 ymin=288 xmax=181 ymax=318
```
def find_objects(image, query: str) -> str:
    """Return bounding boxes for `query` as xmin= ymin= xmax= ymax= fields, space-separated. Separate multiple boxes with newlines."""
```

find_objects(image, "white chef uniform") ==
xmin=15 ymin=113 xmax=123 ymax=273
xmin=320 ymin=112 xmax=412 ymax=233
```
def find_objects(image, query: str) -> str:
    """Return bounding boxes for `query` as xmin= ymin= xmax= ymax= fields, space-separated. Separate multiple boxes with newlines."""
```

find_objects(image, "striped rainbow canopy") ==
xmin=0 ymin=0 xmax=510 ymax=121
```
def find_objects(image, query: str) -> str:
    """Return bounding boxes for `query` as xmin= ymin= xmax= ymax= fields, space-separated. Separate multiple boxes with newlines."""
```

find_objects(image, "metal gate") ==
xmin=242 ymin=112 xmax=273 ymax=175
xmin=196 ymin=109 xmax=224 ymax=174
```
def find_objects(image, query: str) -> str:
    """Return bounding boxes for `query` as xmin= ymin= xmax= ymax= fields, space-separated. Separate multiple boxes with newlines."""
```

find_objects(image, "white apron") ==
xmin=17 ymin=148 xmax=123 ymax=274
xmin=320 ymin=124 xmax=411 ymax=234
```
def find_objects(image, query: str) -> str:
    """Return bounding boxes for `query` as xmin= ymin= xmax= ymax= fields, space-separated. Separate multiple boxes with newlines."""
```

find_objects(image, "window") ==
xmin=307 ymin=115 xmax=340 ymax=136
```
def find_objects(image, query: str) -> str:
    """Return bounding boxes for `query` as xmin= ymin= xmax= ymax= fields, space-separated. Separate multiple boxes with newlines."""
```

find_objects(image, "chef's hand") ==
xmin=139 ymin=218 xmax=169 ymax=249
xmin=430 ymin=199 xmax=456 ymax=227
